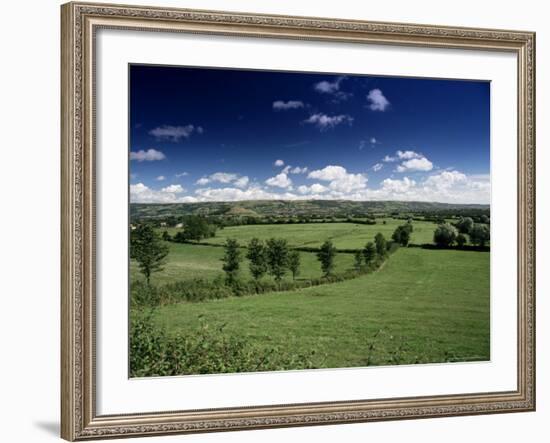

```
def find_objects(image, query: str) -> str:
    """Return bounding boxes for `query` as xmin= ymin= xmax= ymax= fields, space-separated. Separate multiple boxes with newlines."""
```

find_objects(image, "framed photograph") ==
xmin=61 ymin=2 xmax=536 ymax=440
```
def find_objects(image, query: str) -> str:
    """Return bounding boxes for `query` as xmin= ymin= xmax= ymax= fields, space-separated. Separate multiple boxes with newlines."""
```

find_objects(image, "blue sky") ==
xmin=129 ymin=64 xmax=490 ymax=204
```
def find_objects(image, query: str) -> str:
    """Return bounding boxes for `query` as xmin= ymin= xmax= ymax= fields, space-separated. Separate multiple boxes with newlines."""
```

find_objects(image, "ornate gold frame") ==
xmin=61 ymin=2 xmax=536 ymax=440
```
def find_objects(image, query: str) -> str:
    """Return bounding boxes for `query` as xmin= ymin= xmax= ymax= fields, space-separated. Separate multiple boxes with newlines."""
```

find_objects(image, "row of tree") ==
xmin=221 ymin=238 xmax=301 ymax=286
xmin=132 ymin=223 xmax=395 ymax=289
xmin=433 ymin=222 xmax=490 ymax=248
xmin=221 ymin=233 xmax=393 ymax=286
xmin=389 ymin=218 xmax=490 ymax=248
xmin=352 ymin=233 xmax=389 ymax=271
xmin=392 ymin=221 xmax=413 ymax=246
xmin=161 ymin=215 xmax=217 ymax=243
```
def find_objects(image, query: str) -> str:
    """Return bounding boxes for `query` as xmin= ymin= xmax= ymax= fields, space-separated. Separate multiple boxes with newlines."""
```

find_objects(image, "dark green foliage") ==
xmin=266 ymin=238 xmax=290 ymax=282
xmin=470 ymin=223 xmax=490 ymax=247
xmin=317 ymin=240 xmax=337 ymax=277
xmin=353 ymin=250 xmax=363 ymax=271
xmin=175 ymin=215 xmax=217 ymax=242
xmin=456 ymin=216 xmax=474 ymax=234
xmin=131 ymin=268 xmax=374 ymax=306
xmin=130 ymin=224 xmax=169 ymax=285
xmin=130 ymin=236 xmax=400 ymax=307
xmin=246 ymin=238 xmax=268 ymax=280
xmin=288 ymin=250 xmax=301 ymax=280
xmin=456 ymin=233 xmax=467 ymax=248
xmin=363 ymin=242 xmax=377 ymax=265
xmin=130 ymin=311 xmax=319 ymax=377
xmin=374 ymin=232 xmax=387 ymax=256
xmin=392 ymin=224 xmax=412 ymax=247
xmin=162 ymin=230 xmax=171 ymax=241
xmin=173 ymin=231 xmax=186 ymax=243
xmin=433 ymin=223 xmax=458 ymax=247
xmin=480 ymin=214 xmax=490 ymax=224
xmin=131 ymin=279 xmax=234 ymax=306
xmin=221 ymin=239 xmax=241 ymax=285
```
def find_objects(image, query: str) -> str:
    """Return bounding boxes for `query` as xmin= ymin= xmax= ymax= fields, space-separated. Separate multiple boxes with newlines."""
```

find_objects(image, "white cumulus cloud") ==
xmin=424 ymin=170 xmax=467 ymax=188
xmin=195 ymin=172 xmax=248 ymax=187
xmin=304 ymin=113 xmax=353 ymax=131
xmin=313 ymin=76 xmax=351 ymax=101
xmin=308 ymin=165 xmax=367 ymax=193
xmin=234 ymin=176 xmax=250 ymax=188
xmin=274 ymin=159 xmax=285 ymax=167
xmin=130 ymin=183 xmax=191 ymax=203
xmin=130 ymin=149 xmax=166 ymax=162
xmin=367 ymin=89 xmax=390 ymax=111
xmin=380 ymin=177 xmax=417 ymax=193
xmin=283 ymin=165 xmax=308 ymax=174
xmin=266 ymin=172 xmax=292 ymax=189
xmin=382 ymin=150 xmax=434 ymax=172
xmin=366 ymin=170 xmax=489 ymax=204
xmin=149 ymin=124 xmax=202 ymax=142
xmin=298 ymin=183 xmax=328 ymax=195
xmin=290 ymin=166 xmax=308 ymax=174
xmin=272 ymin=100 xmax=304 ymax=110
xmin=396 ymin=157 xmax=434 ymax=172
xmin=161 ymin=184 xmax=185 ymax=193
xmin=314 ymin=78 xmax=342 ymax=94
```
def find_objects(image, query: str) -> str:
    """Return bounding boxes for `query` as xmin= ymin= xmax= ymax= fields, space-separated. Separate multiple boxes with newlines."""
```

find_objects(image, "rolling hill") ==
xmin=130 ymin=199 xmax=489 ymax=222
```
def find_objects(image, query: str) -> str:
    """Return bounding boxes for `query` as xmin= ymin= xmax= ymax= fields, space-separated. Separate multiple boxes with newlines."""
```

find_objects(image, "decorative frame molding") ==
xmin=61 ymin=2 xmax=536 ymax=440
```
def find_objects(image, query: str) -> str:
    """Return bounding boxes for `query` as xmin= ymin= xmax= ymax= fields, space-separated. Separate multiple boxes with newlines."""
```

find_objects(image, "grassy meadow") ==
xmin=150 ymin=247 xmax=490 ymax=368
xmin=130 ymin=215 xmax=490 ymax=374
xmin=130 ymin=242 xmax=355 ymax=285
xmin=157 ymin=218 xmax=437 ymax=249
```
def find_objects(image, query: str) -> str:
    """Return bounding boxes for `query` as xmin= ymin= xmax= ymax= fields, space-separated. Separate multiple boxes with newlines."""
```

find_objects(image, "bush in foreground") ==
xmin=130 ymin=310 xmax=320 ymax=377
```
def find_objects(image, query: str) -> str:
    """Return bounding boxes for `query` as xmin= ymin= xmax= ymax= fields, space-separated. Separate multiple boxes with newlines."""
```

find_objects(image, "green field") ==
xmin=130 ymin=242 xmax=355 ymax=286
xmin=149 ymin=247 xmax=490 ymax=368
xmin=159 ymin=219 xmax=438 ymax=249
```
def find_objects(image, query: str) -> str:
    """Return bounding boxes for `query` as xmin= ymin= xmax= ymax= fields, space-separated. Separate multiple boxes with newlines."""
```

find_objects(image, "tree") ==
xmin=288 ymin=251 xmax=301 ymax=280
xmin=266 ymin=238 xmax=290 ymax=283
xmin=374 ymin=232 xmax=387 ymax=256
xmin=353 ymin=250 xmax=363 ymax=271
xmin=363 ymin=242 xmax=377 ymax=265
xmin=456 ymin=216 xmax=474 ymax=234
xmin=480 ymin=214 xmax=490 ymax=224
xmin=317 ymin=240 xmax=337 ymax=277
xmin=246 ymin=238 xmax=267 ymax=280
xmin=433 ymin=223 xmax=458 ymax=247
xmin=130 ymin=224 xmax=169 ymax=286
xmin=161 ymin=230 xmax=171 ymax=242
xmin=221 ymin=239 xmax=241 ymax=285
xmin=456 ymin=233 xmax=467 ymax=248
xmin=392 ymin=225 xmax=411 ymax=246
xmin=181 ymin=215 xmax=216 ymax=242
xmin=470 ymin=223 xmax=490 ymax=247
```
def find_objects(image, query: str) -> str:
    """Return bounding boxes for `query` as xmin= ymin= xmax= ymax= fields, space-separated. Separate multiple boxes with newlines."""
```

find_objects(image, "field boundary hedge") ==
xmin=408 ymin=243 xmax=490 ymax=252
xmin=168 ymin=239 xmax=400 ymax=254
xmin=132 ymin=247 xmax=398 ymax=307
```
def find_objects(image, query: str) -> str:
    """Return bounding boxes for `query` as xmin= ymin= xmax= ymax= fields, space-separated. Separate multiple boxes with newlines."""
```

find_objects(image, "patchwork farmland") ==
xmin=129 ymin=201 xmax=490 ymax=377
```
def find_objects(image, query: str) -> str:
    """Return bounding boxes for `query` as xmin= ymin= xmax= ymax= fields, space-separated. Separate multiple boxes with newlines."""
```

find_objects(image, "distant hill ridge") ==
xmin=130 ymin=200 xmax=489 ymax=220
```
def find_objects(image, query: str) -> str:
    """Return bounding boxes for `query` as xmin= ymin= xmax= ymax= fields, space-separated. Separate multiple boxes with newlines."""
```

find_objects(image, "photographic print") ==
xmin=128 ymin=64 xmax=491 ymax=378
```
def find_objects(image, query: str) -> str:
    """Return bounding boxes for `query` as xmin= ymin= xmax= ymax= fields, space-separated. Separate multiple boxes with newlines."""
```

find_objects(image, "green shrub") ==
xmin=130 ymin=310 xmax=321 ymax=377
xmin=131 ymin=239 xmax=399 ymax=307
xmin=131 ymin=281 xmax=160 ymax=307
